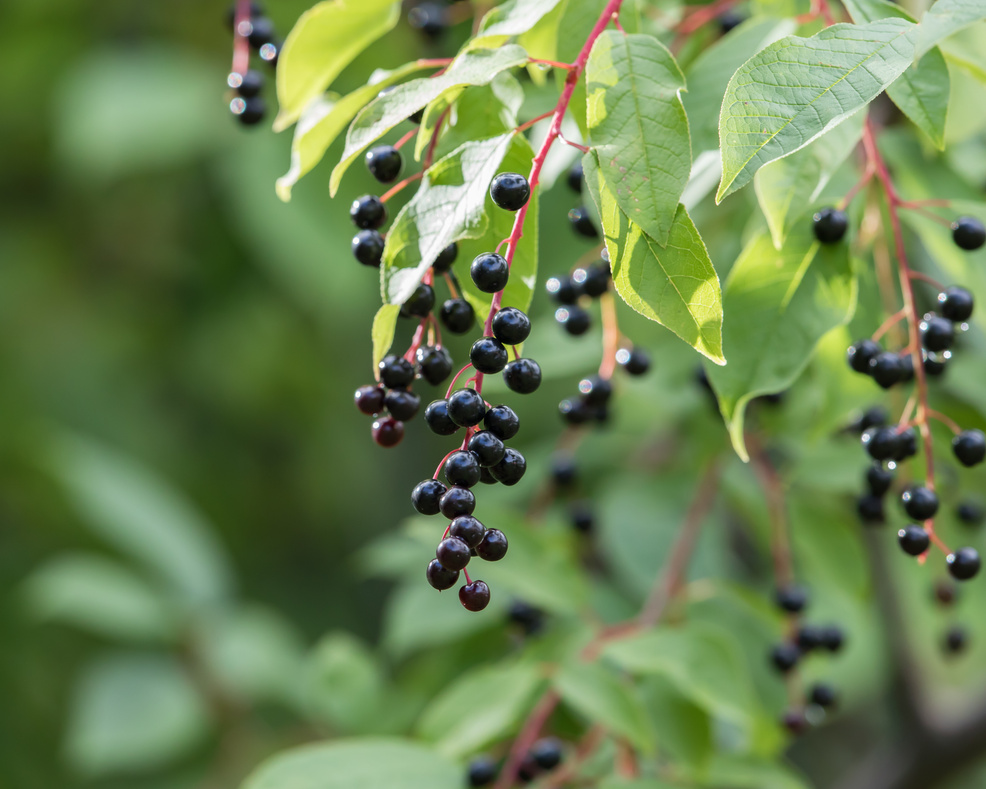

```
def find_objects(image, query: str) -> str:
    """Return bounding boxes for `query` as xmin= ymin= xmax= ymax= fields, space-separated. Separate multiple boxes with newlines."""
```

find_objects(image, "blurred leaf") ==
xmin=305 ymin=632 xmax=386 ymax=732
xmin=911 ymin=0 xmax=986 ymax=59
xmin=46 ymin=434 xmax=233 ymax=606
xmin=275 ymin=0 xmax=402 ymax=130
xmin=241 ymin=739 xmax=459 ymax=789
xmin=639 ymin=676 xmax=713 ymax=775
xmin=66 ymin=653 xmax=211 ymax=777
xmin=599 ymin=780 xmax=680 ymax=789
xmin=383 ymin=581 xmax=497 ymax=658
xmin=704 ymin=754 xmax=810 ymax=789
xmin=471 ymin=0 xmax=566 ymax=48
xmin=22 ymin=554 xmax=177 ymax=642
xmin=372 ymin=304 xmax=402 ymax=369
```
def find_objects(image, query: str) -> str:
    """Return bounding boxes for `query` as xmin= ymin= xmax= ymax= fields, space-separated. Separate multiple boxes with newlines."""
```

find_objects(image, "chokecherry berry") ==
xmin=470 ymin=337 xmax=509 ymax=373
xmin=426 ymin=559 xmax=459 ymax=590
xmin=353 ymin=229 xmax=385 ymax=267
xmin=957 ymin=501 xmax=984 ymax=526
xmin=229 ymin=69 xmax=264 ymax=98
xmin=476 ymin=528 xmax=508 ymax=560
xmin=479 ymin=467 xmax=498 ymax=485
xmin=579 ymin=261 xmax=610 ymax=297
xmin=944 ymin=625 xmax=968 ymax=655
xmin=898 ymin=524 xmax=930 ymax=556
xmin=444 ymin=450 xmax=482 ymax=488
xmin=467 ymin=756 xmax=498 ymax=788
xmin=490 ymin=448 xmax=526 ymax=485
xmin=408 ymin=2 xmax=447 ymax=38
xmin=508 ymin=599 xmax=545 ymax=636
xmin=920 ymin=314 xmax=955 ymax=352
xmin=934 ymin=580 xmax=957 ymax=606
xmin=450 ymin=515 xmax=485 ymax=548
xmin=579 ymin=375 xmax=612 ymax=406
xmin=231 ymin=96 xmax=266 ymax=124
xmin=468 ymin=430 xmax=506 ymax=467
xmin=570 ymin=502 xmax=594 ymax=533
xmin=947 ymin=547 xmax=981 ymax=580
xmin=812 ymin=207 xmax=848 ymax=243
xmin=770 ymin=643 xmax=800 ymax=673
xmin=246 ymin=16 xmax=276 ymax=48
xmin=546 ymin=276 xmax=581 ymax=305
xmin=552 ymin=454 xmax=577 ymax=487
xmin=379 ymin=354 xmax=415 ymax=388
xmin=902 ymin=486 xmax=939 ymax=520
xmin=809 ymin=683 xmax=838 ymax=709
xmin=868 ymin=351 xmax=907 ymax=389
xmin=857 ymin=494 xmax=885 ymax=524
xmin=775 ymin=585 xmax=808 ymax=613
xmin=440 ymin=487 xmax=476 ymax=519
xmin=440 ymin=298 xmax=475 ymax=334
xmin=782 ymin=710 xmax=809 ymax=735
xmin=866 ymin=465 xmax=894 ymax=497
xmin=953 ymin=429 xmax=986 ymax=467
xmin=433 ymin=242 xmax=458 ymax=273
xmin=447 ymin=388 xmax=487 ymax=427
xmin=372 ymin=416 xmax=404 ymax=447
xmin=225 ymin=2 xmax=263 ymax=30
xmin=459 ymin=580 xmax=491 ymax=611
xmin=354 ymin=385 xmax=385 ymax=415
xmin=437 ymin=536 xmax=471 ymax=571
xmin=718 ymin=9 xmax=745 ymax=32
xmin=484 ymin=404 xmax=520 ymax=440
xmin=416 ymin=346 xmax=453 ymax=385
xmin=924 ymin=351 xmax=949 ymax=377
xmin=503 ymin=358 xmax=542 ymax=394
xmin=862 ymin=426 xmax=903 ymax=461
xmin=492 ymin=307 xmax=531 ymax=345
xmin=365 ymin=145 xmax=402 ymax=183
xmin=401 ymin=283 xmax=435 ymax=318
xmin=938 ymin=286 xmax=974 ymax=322
xmin=424 ymin=399 xmax=459 ymax=435
xmin=952 ymin=216 xmax=986 ymax=251
xmin=470 ymin=253 xmax=509 ymax=293
xmin=559 ymin=398 xmax=592 ymax=425
xmin=797 ymin=625 xmax=824 ymax=652
xmin=820 ymin=625 xmax=845 ymax=652
xmin=617 ymin=347 xmax=650 ymax=375
xmin=384 ymin=388 xmax=421 ymax=420
xmin=852 ymin=405 xmax=889 ymax=433
xmin=894 ymin=426 xmax=918 ymax=461
xmin=490 ymin=173 xmax=531 ymax=211
xmin=350 ymin=195 xmax=387 ymax=230
xmin=556 ymin=306 xmax=591 ymax=335
xmin=847 ymin=339 xmax=881 ymax=373
xmin=567 ymin=161 xmax=583 ymax=193
xmin=568 ymin=206 xmax=598 ymax=238
xmin=530 ymin=738 xmax=563 ymax=770
xmin=412 ymin=478 xmax=447 ymax=515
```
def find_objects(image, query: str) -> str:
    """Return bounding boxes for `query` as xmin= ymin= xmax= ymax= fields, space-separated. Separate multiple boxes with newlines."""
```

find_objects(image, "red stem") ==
xmin=231 ymin=0 xmax=252 ymax=76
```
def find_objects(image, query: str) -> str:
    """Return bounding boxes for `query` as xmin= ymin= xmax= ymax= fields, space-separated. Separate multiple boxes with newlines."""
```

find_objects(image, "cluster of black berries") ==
xmin=565 ymin=162 xmax=599 ymax=238
xmin=546 ymin=251 xmax=611 ymax=336
xmin=557 ymin=350 xmax=650 ymax=426
xmin=226 ymin=2 xmax=280 ymax=126
xmin=467 ymin=738 xmax=564 ymax=787
xmin=767 ymin=585 xmax=844 ymax=733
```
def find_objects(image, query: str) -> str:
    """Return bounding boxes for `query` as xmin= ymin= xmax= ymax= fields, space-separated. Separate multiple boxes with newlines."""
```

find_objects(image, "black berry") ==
xmin=847 ymin=339 xmax=881 ymax=373
xmin=476 ymin=528 xmax=508 ymax=561
xmin=924 ymin=352 xmax=949 ymax=378
xmin=857 ymin=494 xmax=885 ymax=524
xmin=444 ymin=451 xmax=482 ymax=488
xmin=852 ymin=406 xmax=889 ymax=433
xmin=813 ymin=207 xmax=848 ymax=243
xmin=424 ymin=399 xmax=460 ymax=435
xmin=467 ymin=756 xmax=498 ymax=788
xmin=459 ymin=580 xmax=491 ymax=611
xmin=384 ymin=388 xmax=420 ymax=420
xmin=437 ymin=536 xmax=471 ymax=571
xmin=468 ymin=431 xmax=506 ymax=467
xmin=484 ymin=405 xmax=519 ymax=440
xmin=230 ymin=69 xmax=264 ymax=98
xmin=232 ymin=96 xmax=266 ymax=125
xmin=246 ymin=16 xmax=276 ymax=48
xmin=866 ymin=464 xmax=894 ymax=497
xmin=809 ymin=683 xmax=838 ymax=709
xmin=944 ymin=626 xmax=968 ymax=655
xmin=401 ymin=283 xmax=435 ymax=318
xmin=902 ymin=486 xmax=939 ymax=520
xmin=503 ymin=358 xmax=542 ymax=394
xmin=470 ymin=337 xmax=509 ymax=373
xmin=440 ymin=298 xmax=475 ymax=334
xmin=450 ymin=515 xmax=485 ymax=548
xmin=920 ymin=314 xmax=954 ymax=352
xmin=490 ymin=172 xmax=531 ymax=211
xmin=408 ymin=2 xmax=447 ymax=38
xmin=440 ymin=487 xmax=476 ymax=519
xmin=957 ymin=501 xmax=984 ymax=526
xmin=379 ymin=354 xmax=415 ymax=388
xmin=578 ymin=261 xmax=610 ymax=297
xmin=567 ymin=161 xmax=583 ymax=193
xmin=350 ymin=195 xmax=387 ymax=229
xmin=412 ymin=478 xmax=447 ymax=515
xmin=579 ymin=375 xmax=612 ymax=406
xmin=353 ymin=230 xmax=385 ymax=267
xmin=354 ymin=385 xmax=385 ymax=415
xmin=568 ymin=206 xmax=598 ymax=238
xmin=426 ymin=559 xmax=459 ymax=591
xmin=770 ymin=643 xmax=800 ymax=673
xmin=492 ymin=307 xmax=531 ymax=345
xmin=868 ymin=351 xmax=907 ymax=389
xmin=938 ymin=286 xmax=974 ymax=322
xmin=797 ymin=625 xmax=824 ymax=652
xmin=559 ymin=398 xmax=592 ymax=425
xmin=365 ymin=145 xmax=402 ymax=183
xmin=947 ymin=547 xmax=981 ymax=580
xmin=775 ymin=585 xmax=808 ymax=613
xmin=546 ymin=276 xmax=581 ymax=305
xmin=433 ymin=242 xmax=458 ymax=273
xmin=894 ymin=426 xmax=918 ymax=461
xmin=530 ymin=738 xmax=562 ymax=770
xmin=556 ymin=305 xmax=591 ymax=335
xmin=953 ymin=430 xmax=986 ymax=467
xmin=820 ymin=625 xmax=845 ymax=652
xmin=718 ymin=9 xmax=745 ymax=32
xmin=416 ymin=346 xmax=453 ymax=385
xmin=551 ymin=454 xmax=577 ymax=487
xmin=862 ymin=427 xmax=902 ymax=461
xmin=570 ymin=502 xmax=594 ymax=533
xmin=952 ymin=216 xmax=986 ymax=250
xmin=934 ymin=580 xmax=957 ymax=606
xmin=372 ymin=416 xmax=404 ymax=447
xmin=617 ymin=347 xmax=650 ymax=376
xmin=470 ymin=253 xmax=509 ymax=293
xmin=447 ymin=388 xmax=487 ymax=427
xmin=898 ymin=524 xmax=930 ymax=555
xmin=508 ymin=599 xmax=545 ymax=636
xmin=490 ymin=448 xmax=526 ymax=485
xmin=782 ymin=710 xmax=809 ymax=735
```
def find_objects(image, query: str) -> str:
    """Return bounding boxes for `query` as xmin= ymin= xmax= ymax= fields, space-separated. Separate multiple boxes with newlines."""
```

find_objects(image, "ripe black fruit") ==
xmin=401 ymin=284 xmax=435 ymax=318
xmin=444 ymin=451 xmax=482 ymax=488
xmin=782 ymin=710 xmax=809 ymax=735
xmin=350 ymin=195 xmax=387 ymax=229
xmin=898 ymin=524 xmax=930 ymax=555
xmin=567 ymin=161 xmax=583 ymax=193
xmin=853 ymin=405 xmax=888 ymax=433
xmin=440 ymin=298 xmax=475 ymax=334
xmin=559 ymin=398 xmax=592 ymax=425
xmin=459 ymin=580 xmax=491 ymax=611
xmin=492 ymin=307 xmax=531 ymax=345
xmin=412 ymin=478 xmax=447 ymax=515
xmin=424 ymin=399 xmax=459 ymax=435
xmin=938 ymin=286 xmax=974 ymax=322
xmin=352 ymin=230 xmax=385 ymax=267
xmin=953 ymin=430 xmax=986 ymax=467
xmin=372 ymin=416 xmax=404 ymax=447
xmin=437 ymin=537 xmax=471 ymax=571
xmin=470 ymin=337 xmax=509 ymax=373
xmin=354 ymin=385 xmax=385 ymax=415
xmin=568 ymin=206 xmax=598 ymax=238
xmin=947 ymin=547 xmax=981 ymax=580
xmin=618 ymin=347 xmax=651 ymax=375
xmin=862 ymin=427 xmax=902 ymax=461
xmin=468 ymin=430 xmax=506 ymax=467
xmin=952 ymin=216 xmax=986 ymax=250
xmin=857 ymin=494 xmax=885 ymax=524
xmin=232 ymin=96 xmax=266 ymax=125
xmin=796 ymin=625 xmax=823 ymax=652
xmin=426 ymin=559 xmax=459 ymax=591
xmin=902 ymin=486 xmax=939 ymax=520
xmin=503 ymin=358 xmax=542 ymax=394
xmin=230 ymin=69 xmax=264 ymax=98
xmin=868 ymin=351 xmax=907 ymax=389
xmin=508 ymin=599 xmax=545 ymax=636
xmin=924 ymin=352 xmax=949 ymax=378
xmin=944 ymin=626 xmax=968 ymax=655
xmin=484 ymin=405 xmax=519 ymax=440
xmin=579 ymin=375 xmax=612 ymax=406
xmin=957 ymin=501 xmax=984 ymax=525
xmin=920 ymin=314 xmax=954 ymax=352
xmin=579 ymin=261 xmax=610 ymax=297
xmin=894 ymin=426 xmax=918 ymax=461
xmin=809 ymin=683 xmax=838 ymax=709
xmin=490 ymin=172 xmax=531 ymax=211
xmin=531 ymin=738 xmax=563 ymax=770
xmin=379 ymin=354 xmax=415 ymax=388
xmin=556 ymin=305 xmax=591 ymax=335
xmin=813 ymin=207 xmax=848 ymax=243
xmin=770 ymin=643 xmax=800 ymax=673
xmin=552 ymin=454 xmax=577 ymax=487
xmin=440 ymin=487 xmax=476 ymax=519
xmin=467 ymin=756 xmax=498 ymax=788
xmin=416 ymin=346 xmax=453 ymax=385
xmin=450 ymin=515 xmax=485 ymax=548
xmin=470 ymin=253 xmax=509 ymax=293
xmin=718 ymin=9 xmax=745 ymax=32
xmin=476 ymin=528 xmax=508 ymax=560
xmin=866 ymin=465 xmax=894 ymax=497
xmin=365 ymin=145 xmax=402 ymax=183
xmin=246 ymin=16 xmax=276 ymax=48
xmin=847 ymin=339 xmax=881 ymax=373
xmin=820 ymin=625 xmax=845 ymax=652
xmin=570 ymin=502 xmax=594 ymax=533
xmin=408 ymin=2 xmax=447 ymax=38
xmin=384 ymin=388 xmax=420 ymax=420
xmin=433 ymin=242 xmax=458 ymax=273
xmin=447 ymin=388 xmax=486 ymax=427
xmin=546 ymin=276 xmax=581 ymax=305
xmin=775 ymin=585 xmax=808 ymax=613
xmin=491 ymin=448 xmax=526 ymax=485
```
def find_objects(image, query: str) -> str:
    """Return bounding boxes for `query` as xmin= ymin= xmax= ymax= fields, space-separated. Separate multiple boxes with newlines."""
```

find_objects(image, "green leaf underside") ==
xmin=275 ymin=0 xmax=402 ymax=131
xmin=330 ymin=46 xmax=529 ymax=195
xmin=911 ymin=0 xmax=986 ymax=59
xmin=705 ymin=227 xmax=857 ymax=460
xmin=277 ymin=62 xmax=432 ymax=201
xmin=382 ymin=134 xmax=514 ymax=305
xmin=371 ymin=304 xmax=401 ymax=370
xmin=717 ymin=19 xmax=917 ymax=201
xmin=241 ymin=739 xmax=459 ymax=789
xmin=754 ymin=112 xmax=864 ymax=249
xmin=583 ymin=152 xmax=724 ymax=365
xmin=586 ymin=31 xmax=691 ymax=246
xmin=471 ymin=0 xmax=566 ymax=48
xmin=842 ymin=0 xmax=949 ymax=148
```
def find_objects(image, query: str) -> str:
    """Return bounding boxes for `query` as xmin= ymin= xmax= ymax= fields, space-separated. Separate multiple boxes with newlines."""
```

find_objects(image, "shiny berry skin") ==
xmin=476 ymin=528 xmax=508 ymax=561
xmin=617 ymin=347 xmax=650 ymax=375
xmin=953 ymin=430 xmax=986 ymax=467
xmin=491 ymin=448 xmax=526 ymax=485
xmin=412 ymin=478 xmax=447 ymax=515
xmin=440 ymin=487 xmax=476 ymax=519
xmin=470 ymin=253 xmax=509 ymax=293
xmin=372 ymin=416 xmax=404 ymax=447
xmin=559 ymin=398 xmax=592 ymax=425
xmin=424 ymin=399 xmax=459 ymax=435
xmin=230 ymin=69 xmax=264 ymax=98
xmin=350 ymin=195 xmax=387 ymax=229
xmin=416 ymin=346 xmax=453 ymax=385
xmin=426 ymin=559 xmax=459 ymax=591
xmin=450 ymin=515 xmax=485 ymax=548
xmin=775 ymin=585 xmax=808 ymax=613
xmin=556 ymin=306 xmax=591 ymax=335
xmin=484 ymin=405 xmax=519 ymax=440
xmin=900 ymin=353 xmax=915 ymax=383
xmin=479 ymin=467 xmax=498 ymax=485
xmin=579 ymin=261 xmax=610 ymax=297
xmin=952 ymin=216 xmax=986 ymax=250
xmin=468 ymin=431 xmax=506 ymax=467
xmin=568 ymin=206 xmax=598 ymax=238
xmin=492 ymin=307 xmax=531 ymax=345
xmin=365 ymin=145 xmax=402 ymax=183
xmin=444 ymin=450 xmax=482 ymax=488
xmin=436 ymin=536 xmax=471 ymax=571
xmin=467 ymin=757 xmax=498 ymax=788
xmin=378 ymin=354 xmax=415 ymax=388
xmin=847 ymin=339 xmax=881 ymax=373
xmin=867 ymin=465 xmax=894 ymax=497
xmin=894 ymin=426 xmax=918 ymax=461
xmin=440 ymin=298 xmax=475 ymax=334
xmin=459 ymin=580 xmax=491 ymax=611
xmin=433 ymin=242 xmax=458 ymax=273
xmin=401 ymin=283 xmax=435 ymax=318
xmin=770 ymin=643 xmax=800 ymax=673
xmin=567 ymin=161 xmax=583 ymax=193
xmin=862 ymin=427 xmax=903 ymax=461
xmin=231 ymin=95 xmax=266 ymax=124
xmin=809 ymin=683 xmax=838 ymax=709
xmin=447 ymin=388 xmax=487 ymax=427
xmin=812 ymin=207 xmax=848 ymax=243
xmin=246 ymin=16 xmax=276 ymax=48
xmin=868 ymin=351 xmax=907 ymax=389
xmin=352 ymin=230 xmax=385 ymax=267
xmin=490 ymin=172 xmax=531 ymax=211
xmin=857 ymin=494 xmax=885 ymax=524
xmin=579 ymin=375 xmax=612 ymax=406
xmin=898 ymin=524 xmax=930 ymax=555
xmin=958 ymin=501 xmax=984 ymax=525
xmin=503 ymin=358 xmax=542 ymax=394
xmin=948 ymin=547 xmax=981 ymax=580
xmin=920 ymin=314 xmax=954 ymax=352
xmin=944 ymin=626 xmax=968 ymax=655
xmin=718 ymin=9 xmax=745 ymax=32
xmin=354 ymin=385 xmax=385 ymax=415
xmin=531 ymin=738 xmax=563 ymax=770
xmin=938 ymin=286 xmax=974 ymax=322
xmin=902 ymin=486 xmax=939 ymax=520
xmin=470 ymin=337 xmax=509 ymax=374
xmin=853 ymin=406 xmax=889 ymax=433
xmin=384 ymin=388 xmax=420 ymax=420
xmin=924 ymin=352 xmax=949 ymax=377
xmin=546 ymin=276 xmax=581 ymax=305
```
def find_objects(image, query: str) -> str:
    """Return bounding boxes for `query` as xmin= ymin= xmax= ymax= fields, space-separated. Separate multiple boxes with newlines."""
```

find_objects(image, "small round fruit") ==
xmin=354 ymin=385 xmax=385 ymax=415
xmin=617 ymin=347 xmax=650 ymax=376
xmin=384 ymin=388 xmax=420 ymax=420
xmin=467 ymin=756 xmax=498 ymax=788
xmin=935 ymin=580 xmax=957 ymax=606
xmin=579 ymin=261 xmax=610 ymax=297
xmin=378 ymin=354 xmax=415 ymax=388
xmin=231 ymin=95 xmax=266 ymax=125
xmin=556 ymin=305 xmax=591 ymax=335
xmin=559 ymin=398 xmax=592 ymax=425
xmin=953 ymin=429 xmax=986 ymax=467
xmin=503 ymin=358 xmax=542 ymax=394
xmin=948 ymin=547 xmax=981 ymax=580
xmin=938 ymin=286 xmax=974 ymax=322
xmin=491 ymin=448 xmax=526 ymax=485
xmin=440 ymin=487 xmax=476 ymax=519
xmin=476 ymin=528 xmax=508 ymax=561
xmin=862 ymin=427 xmax=903 ymax=461
xmin=770 ymin=643 xmax=800 ymax=673
xmin=568 ymin=206 xmax=598 ymax=238
xmin=491 ymin=307 xmax=531 ymax=345
xmin=531 ymin=738 xmax=563 ymax=770
xmin=424 ymin=399 xmax=459 ymax=435
xmin=866 ymin=464 xmax=894 ymax=497
xmin=437 ymin=536 xmax=471 ymax=571
xmin=854 ymin=406 xmax=889 ymax=433
xmin=898 ymin=524 xmax=930 ymax=556
xmin=490 ymin=172 xmax=531 ymax=211
xmin=246 ymin=16 xmax=276 ymax=47
xmin=857 ymin=493 xmax=885 ymax=524
xmin=365 ymin=145 xmax=402 ymax=183
xmin=894 ymin=426 xmax=918 ymax=461
xmin=470 ymin=337 xmax=509 ymax=374
xmin=508 ymin=599 xmax=545 ymax=635
xmin=797 ymin=625 xmax=824 ymax=652
xmin=868 ymin=351 xmax=907 ymax=389
xmin=401 ymin=283 xmax=435 ymax=318
xmin=444 ymin=450 xmax=482 ymax=488
xmin=552 ymin=454 xmax=577 ymax=487
xmin=775 ymin=585 xmax=808 ymax=613
xmin=432 ymin=242 xmax=458 ymax=273
xmin=440 ymin=298 xmax=475 ymax=334
xmin=952 ymin=216 xmax=986 ymax=251
xmin=813 ymin=207 xmax=849 ymax=243
xmin=447 ymin=388 xmax=487 ymax=427
xmin=847 ymin=339 xmax=881 ymax=373
xmin=546 ymin=276 xmax=581 ymax=305
xmin=416 ymin=346 xmax=453 ymax=385
xmin=902 ymin=486 xmax=939 ymax=520
xmin=718 ymin=9 xmax=745 ymax=32
xmin=567 ymin=161 xmax=583 ymax=193
xmin=450 ymin=515 xmax=485 ymax=548
xmin=924 ymin=351 xmax=949 ymax=378
xmin=459 ymin=580 xmax=491 ymax=611
xmin=411 ymin=478 xmax=447 ymax=515
xmin=468 ymin=430 xmax=506 ymax=467
xmin=920 ymin=314 xmax=954 ymax=352
xmin=352 ymin=229 xmax=385 ymax=267
xmin=809 ymin=683 xmax=838 ymax=709
xmin=372 ymin=416 xmax=404 ymax=447
xmin=570 ymin=502 xmax=594 ymax=533
xmin=821 ymin=625 xmax=845 ymax=652
xmin=426 ymin=559 xmax=458 ymax=591
xmin=944 ymin=626 xmax=968 ymax=655
xmin=470 ymin=253 xmax=509 ymax=293
xmin=957 ymin=501 xmax=985 ymax=526
xmin=408 ymin=1 xmax=447 ymax=38
xmin=579 ymin=375 xmax=612 ymax=406
xmin=350 ymin=195 xmax=387 ymax=229
xmin=484 ymin=404 xmax=519 ymax=440
xmin=782 ymin=710 xmax=809 ymax=735
xmin=229 ymin=69 xmax=265 ymax=97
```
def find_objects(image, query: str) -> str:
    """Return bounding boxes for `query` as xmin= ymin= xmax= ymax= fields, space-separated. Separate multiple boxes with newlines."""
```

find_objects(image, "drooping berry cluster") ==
xmin=467 ymin=738 xmax=564 ymax=787
xmin=225 ymin=2 xmax=280 ymax=126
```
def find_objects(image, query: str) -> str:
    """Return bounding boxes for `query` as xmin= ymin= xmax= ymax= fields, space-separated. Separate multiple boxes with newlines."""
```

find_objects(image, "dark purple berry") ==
xmin=953 ymin=430 xmax=986 ymax=467
xmin=467 ymin=756 xmax=498 ymax=787
xmin=809 ymin=683 xmax=837 ymax=708
xmin=617 ymin=347 xmax=650 ymax=375
xmin=416 ymin=345 xmax=453 ymax=385
xmin=447 ymin=388 xmax=487 ymax=427
xmin=530 ymin=738 xmax=563 ymax=770
xmin=508 ymin=599 xmax=545 ymax=636
xmin=556 ymin=305 xmax=591 ymax=335
xmin=577 ymin=261 xmax=610 ymax=297
xmin=372 ymin=416 xmax=404 ymax=447
xmin=944 ymin=625 xmax=968 ymax=654
xmin=770 ymin=643 xmax=800 ymax=673
xmin=797 ymin=625 xmax=824 ymax=652
xmin=354 ymin=385 xmax=385 ymax=415
xmin=551 ymin=454 xmax=577 ymax=487
xmin=483 ymin=405 xmax=519 ymax=440
xmin=898 ymin=524 xmax=930 ymax=555
xmin=492 ymin=307 xmax=531 ymax=345
xmin=813 ymin=207 xmax=848 ymax=243
xmin=847 ymin=339 xmax=881 ymax=373
xmin=503 ymin=358 xmax=542 ymax=394
xmin=379 ymin=354 xmax=415 ymax=388
xmin=353 ymin=229 xmax=385 ymax=267
xmin=862 ymin=427 xmax=902 ymax=461
xmin=947 ymin=547 xmax=981 ymax=580
xmin=229 ymin=69 xmax=264 ymax=98
xmin=567 ymin=161 xmax=583 ymax=193
xmin=365 ymin=145 xmax=402 ymax=183
xmin=570 ymin=502 xmax=594 ymax=533
xmin=490 ymin=172 xmax=530 ymax=211
xmin=408 ymin=2 xmax=447 ymax=38
xmin=468 ymin=431 xmax=506 ymax=467
xmin=433 ymin=242 xmax=458 ymax=273
xmin=412 ymin=478 xmax=447 ymax=515
xmin=868 ymin=351 xmax=907 ymax=389
xmin=470 ymin=253 xmax=509 ymax=293
xmin=476 ymin=528 xmax=508 ymax=561
xmin=857 ymin=494 xmax=885 ymax=524
xmin=450 ymin=515 xmax=485 ymax=548
xmin=775 ymin=585 xmax=808 ymax=613
xmin=401 ymin=283 xmax=435 ymax=318
xmin=938 ymin=286 xmax=974 ymax=322
xmin=444 ymin=450 xmax=482 ymax=488
xmin=920 ymin=314 xmax=954 ymax=352
xmin=426 ymin=559 xmax=458 ymax=591
xmin=952 ymin=216 xmax=985 ymax=250
xmin=350 ymin=195 xmax=387 ymax=229
xmin=384 ymin=388 xmax=420 ymax=420
xmin=866 ymin=464 xmax=894 ymax=497
xmin=782 ymin=709 xmax=809 ymax=735
xmin=440 ymin=487 xmax=476 ymax=519
xmin=470 ymin=337 xmax=509 ymax=373
xmin=579 ymin=375 xmax=612 ymax=406
xmin=459 ymin=580 xmax=491 ymax=611
xmin=440 ymin=298 xmax=475 ymax=334
xmin=568 ymin=206 xmax=598 ymax=238
xmin=490 ymin=448 xmax=526 ymax=485
xmin=902 ymin=486 xmax=938 ymax=520
xmin=820 ymin=625 xmax=845 ymax=652
xmin=957 ymin=501 xmax=984 ymax=526
xmin=231 ymin=95 xmax=266 ymax=125
xmin=546 ymin=276 xmax=581 ymax=305
xmin=424 ymin=399 xmax=459 ymax=435
xmin=437 ymin=536 xmax=471 ymax=571
xmin=559 ymin=398 xmax=592 ymax=425
xmin=246 ymin=16 xmax=276 ymax=48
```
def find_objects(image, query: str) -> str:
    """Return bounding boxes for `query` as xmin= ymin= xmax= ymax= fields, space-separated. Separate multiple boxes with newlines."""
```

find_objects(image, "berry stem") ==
xmin=927 ymin=409 xmax=961 ymax=435
xmin=392 ymin=127 xmax=418 ymax=151
xmin=598 ymin=291 xmax=620 ymax=380
xmin=528 ymin=58 xmax=577 ymax=70
xmin=871 ymin=308 xmax=907 ymax=342
xmin=747 ymin=433 xmax=794 ymax=589
xmin=380 ymin=172 xmax=424 ymax=203
xmin=444 ymin=364 xmax=474 ymax=399
xmin=231 ymin=0 xmax=252 ymax=76
xmin=907 ymin=270 xmax=945 ymax=290
xmin=493 ymin=691 xmax=561 ymax=789
xmin=432 ymin=448 xmax=458 ymax=479
xmin=513 ymin=110 xmax=555 ymax=135
xmin=838 ymin=163 xmax=875 ymax=210
xmin=901 ymin=203 xmax=954 ymax=228
xmin=673 ymin=0 xmax=739 ymax=35
xmin=442 ymin=272 xmax=460 ymax=299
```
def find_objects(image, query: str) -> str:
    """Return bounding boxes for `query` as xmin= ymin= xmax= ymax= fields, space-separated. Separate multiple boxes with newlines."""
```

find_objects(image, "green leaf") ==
xmin=241 ymin=739 xmax=459 ymax=789
xmin=471 ymin=0 xmax=566 ymax=48
xmin=417 ymin=663 xmax=544 ymax=758
xmin=599 ymin=782 xmax=680 ymax=789
xmin=66 ymin=654 xmax=211 ymax=777
xmin=304 ymin=632 xmax=386 ymax=732
xmin=553 ymin=661 xmax=656 ymax=754
xmin=330 ymin=46 xmax=530 ymax=195
xmin=371 ymin=304 xmax=402 ymax=369
xmin=842 ymin=0 xmax=949 ymax=149
xmin=583 ymin=152 xmax=724 ymax=364
xmin=717 ymin=19 xmax=917 ymax=201
xmin=382 ymin=581 xmax=496 ymax=657
xmin=754 ymin=113 xmax=864 ymax=249
xmin=912 ymin=0 xmax=986 ymax=59
xmin=22 ymin=554 xmax=177 ymax=642
xmin=705 ymin=754 xmax=810 ymax=789
xmin=274 ymin=0 xmax=402 ymax=131
xmin=638 ymin=677 xmax=713 ymax=774
xmin=586 ymin=31 xmax=690 ymax=246
xmin=382 ymin=134 xmax=514 ymax=305
xmin=276 ymin=62 xmax=434 ymax=201
xmin=704 ymin=227 xmax=857 ymax=460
